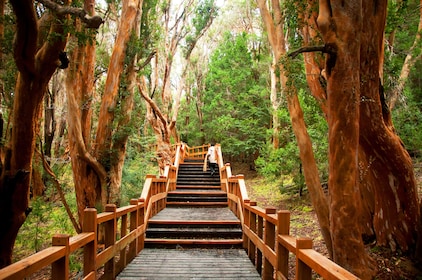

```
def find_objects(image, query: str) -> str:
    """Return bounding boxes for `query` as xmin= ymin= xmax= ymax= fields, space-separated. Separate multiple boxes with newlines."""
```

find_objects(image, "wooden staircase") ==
xmin=144 ymin=158 xmax=243 ymax=248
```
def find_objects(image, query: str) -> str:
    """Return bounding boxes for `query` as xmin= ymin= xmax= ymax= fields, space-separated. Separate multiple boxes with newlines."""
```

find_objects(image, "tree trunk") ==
xmin=317 ymin=1 xmax=376 ymax=277
xmin=257 ymin=0 xmax=333 ymax=258
xmin=108 ymin=3 xmax=142 ymax=205
xmin=44 ymin=72 xmax=62 ymax=163
xmin=0 ymin=2 xmax=68 ymax=267
xmin=388 ymin=0 xmax=422 ymax=110
xmin=301 ymin=0 xmax=328 ymax=117
xmin=66 ymin=12 xmax=103 ymax=221
xmin=270 ymin=63 xmax=280 ymax=149
xmin=358 ymin=0 xmax=419 ymax=252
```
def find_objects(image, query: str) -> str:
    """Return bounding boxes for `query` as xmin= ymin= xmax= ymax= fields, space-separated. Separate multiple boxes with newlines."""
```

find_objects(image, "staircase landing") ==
xmin=149 ymin=206 xmax=238 ymax=221
xmin=117 ymin=248 xmax=261 ymax=280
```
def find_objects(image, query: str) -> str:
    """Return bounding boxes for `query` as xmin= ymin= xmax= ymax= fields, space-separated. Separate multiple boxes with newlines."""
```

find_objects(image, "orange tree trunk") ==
xmin=257 ymin=0 xmax=333 ymax=258
xmin=95 ymin=0 xmax=141 ymax=202
xmin=317 ymin=1 xmax=376 ymax=278
xmin=0 ymin=2 xmax=67 ymax=267
xmin=66 ymin=2 xmax=102 ymax=221
xmin=358 ymin=1 xmax=419 ymax=251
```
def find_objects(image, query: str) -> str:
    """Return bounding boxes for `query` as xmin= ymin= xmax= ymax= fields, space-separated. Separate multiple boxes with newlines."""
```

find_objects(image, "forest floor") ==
xmin=231 ymin=160 xmax=422 ymax=280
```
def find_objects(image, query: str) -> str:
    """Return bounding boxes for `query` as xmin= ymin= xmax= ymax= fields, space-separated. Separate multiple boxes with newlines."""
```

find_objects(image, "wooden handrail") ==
xmin=225 ymin=173 xmax=361 ymax=280
xmin=0 ymin=158 xmax=174 ymax=279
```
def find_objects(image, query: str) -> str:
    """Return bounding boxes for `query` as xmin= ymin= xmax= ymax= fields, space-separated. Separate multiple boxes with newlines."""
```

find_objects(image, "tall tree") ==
xmin=139 ymin=0 xmax=217 ymax=171
xmin=316 ymin=0 xmax=420 ymax=276
xmin=256 ymin=0 xmax=333 ymax=259
xmin=0 ymin=0 xmax=102 ymax=267
xmin=66 ymin=0 xmax=144 ymax=222
xmin=386 ymin=0 xmax=422 ymax=110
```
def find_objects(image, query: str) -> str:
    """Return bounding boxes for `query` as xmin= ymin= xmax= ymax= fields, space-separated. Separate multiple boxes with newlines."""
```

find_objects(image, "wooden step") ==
xmin=146 ymin=226 xmax=242 ymax=239
xmin=144 ymin=238 xmax=243 ymax=248
xmin=148 ymin=219 xmax=241 ymax=225
xmin=168 ymin=190 xmax=226 ymax=195
xmin=166 ymin=201 xmax=229 ymax=207
xmin=175 ymin=185 xmax=221 ymax=190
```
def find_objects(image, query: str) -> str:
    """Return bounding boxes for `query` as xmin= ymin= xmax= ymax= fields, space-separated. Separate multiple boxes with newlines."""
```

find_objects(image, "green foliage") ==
xmin=201 ymin=32 xmax=271 ymax=157
xmin=120 ymin=135 xmax=158 ymax=205
xmin=392 ymin=87 xmax=422 ymax=156
xmin=184 ymin=0 xmax=219 ymax=56
xmin=15 ymin=191 xmax=78 ymax=254
xmin=255 ymin=90 xmax=328 ymax=193
xmin=384 ymin=0 xmax=420 ymax=91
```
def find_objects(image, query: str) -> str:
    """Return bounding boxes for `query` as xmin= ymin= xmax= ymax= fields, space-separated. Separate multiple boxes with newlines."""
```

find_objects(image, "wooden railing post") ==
xmin=83 ymin=208 xmax=97 ymax=278
xmin=128 ymin=199 xmax=139 ymax=261
xmin=277 ymin=210 xmax=290 ymax=278
xmin=52 ymin=234 xmax=70 ymax=280
xmin=257 ymin=207 xmax=263 ymax=275
xmin=263 ymin=207 xmax=276 ymax=280
xmin=104 ymin=204 xmax=117 ymax=279
xmin=118 ymin=210 xmax=128 ymax=272
xmin=242 ymin=199 xmax=250 ymax=250
xmin=248 ymin=201 xmax=257 ymax=267
xmin=296 ymin=238 xmax=313 ymax=280
xmin=137 ymin=198 xmax=145 ymax=253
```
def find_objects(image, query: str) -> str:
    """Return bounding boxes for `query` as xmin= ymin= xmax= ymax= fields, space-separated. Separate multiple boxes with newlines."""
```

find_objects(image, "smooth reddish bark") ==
xmin=257 ymin=0 xmax=333 ymax=258
xmin=358 ymin=0 xmax=419 ymax=252
xmin=0 ymin=1 xmax=68 ymax=267
xmin=317 ymin=1 xmax=376 ymax=278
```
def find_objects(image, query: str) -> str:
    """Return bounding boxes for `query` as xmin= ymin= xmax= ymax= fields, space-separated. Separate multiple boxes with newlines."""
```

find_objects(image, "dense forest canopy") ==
xmin=0 ymin=0 xmax=421 ymax=277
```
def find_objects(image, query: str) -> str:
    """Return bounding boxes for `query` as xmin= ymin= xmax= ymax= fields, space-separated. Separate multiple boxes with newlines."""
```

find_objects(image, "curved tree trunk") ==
xmin=0 ymin=1 xmax=68 ymax=267
xmin=257 ymin=0 xmax=333 ymax=258
xmin=358 ymin=0 xmax=419 ymax=252
xmin=108 ymin=3 xmax=143 ymax=205
xmin=66 ymin=0 xmax=105 ymax=221
xmin=301 ymin=0 xmax=328 ymax=118
xmin=317 ymin=1 xmax=376 ymax=278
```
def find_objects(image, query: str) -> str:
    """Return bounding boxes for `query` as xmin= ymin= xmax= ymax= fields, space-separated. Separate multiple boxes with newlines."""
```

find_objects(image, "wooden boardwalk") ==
xmin=148 ymin=206 xmax=239 ymax=222
xmin=117 ymin=207 xmax=261 ymax=279
xmin=116 ymin=248 xmax=261 ymax=279
xmin=117 ymin=159 xmax=262 ymax=279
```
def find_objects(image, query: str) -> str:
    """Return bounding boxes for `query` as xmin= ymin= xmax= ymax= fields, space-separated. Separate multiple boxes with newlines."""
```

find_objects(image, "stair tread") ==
xmin=148 ymin=220 xmax=240 ymax=225
xmin=145 ymin=238 xmax=243 ymax=244
xmin=166 ymin=202 xmax=228 ymax=206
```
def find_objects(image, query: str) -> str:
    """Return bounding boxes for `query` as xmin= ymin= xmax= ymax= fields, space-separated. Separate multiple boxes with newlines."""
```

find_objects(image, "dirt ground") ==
xmin=233 ymin=160 xmax=422 ymax=280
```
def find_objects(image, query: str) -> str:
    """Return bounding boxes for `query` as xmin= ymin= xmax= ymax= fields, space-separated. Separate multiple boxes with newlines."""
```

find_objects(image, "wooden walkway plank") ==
xmin=149 ymin=207 xmax=239 ymax=221
xmin=117 ymin=248 xmax=261 ymax=279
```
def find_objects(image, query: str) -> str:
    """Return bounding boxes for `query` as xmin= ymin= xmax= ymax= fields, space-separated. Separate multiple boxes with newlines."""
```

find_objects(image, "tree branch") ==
xmin=37 ymin=0 xmax=103 ymax=28
xmin=36 ymin=147 xmax=82 ymax=233
xmin=288 ymin=45 xmax=331 ymax=59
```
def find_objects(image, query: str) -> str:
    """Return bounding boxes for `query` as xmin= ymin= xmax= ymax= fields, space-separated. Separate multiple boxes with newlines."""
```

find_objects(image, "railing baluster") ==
xmin=243 ymin=199 xmax=250 ymax=250
xmin=277 ymin=210 xmax=290 ymax=278
xmin=138 ymin=198 xmax=145 ymax=253
xmin=128 ymin=199 xmax=139 ymax=261
xmin=104 ymin=204 xmax=117 ymax=279
xmin=263 ymin=207 xmax=276 ymax=280
xmin=118 ymin=212 xmax=128 ymax=272
xmin=248 ymin=201 xmax=257 ymax=267
xmin=52 ymin=234 xmax=70 ymax=280
xmin=296 ymin=238 xmax=313 ymax=280
xmin=83 ymin=208 xmax=97 ymax=278
xmin=257 ymin=210 xmax=264 ymax=275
